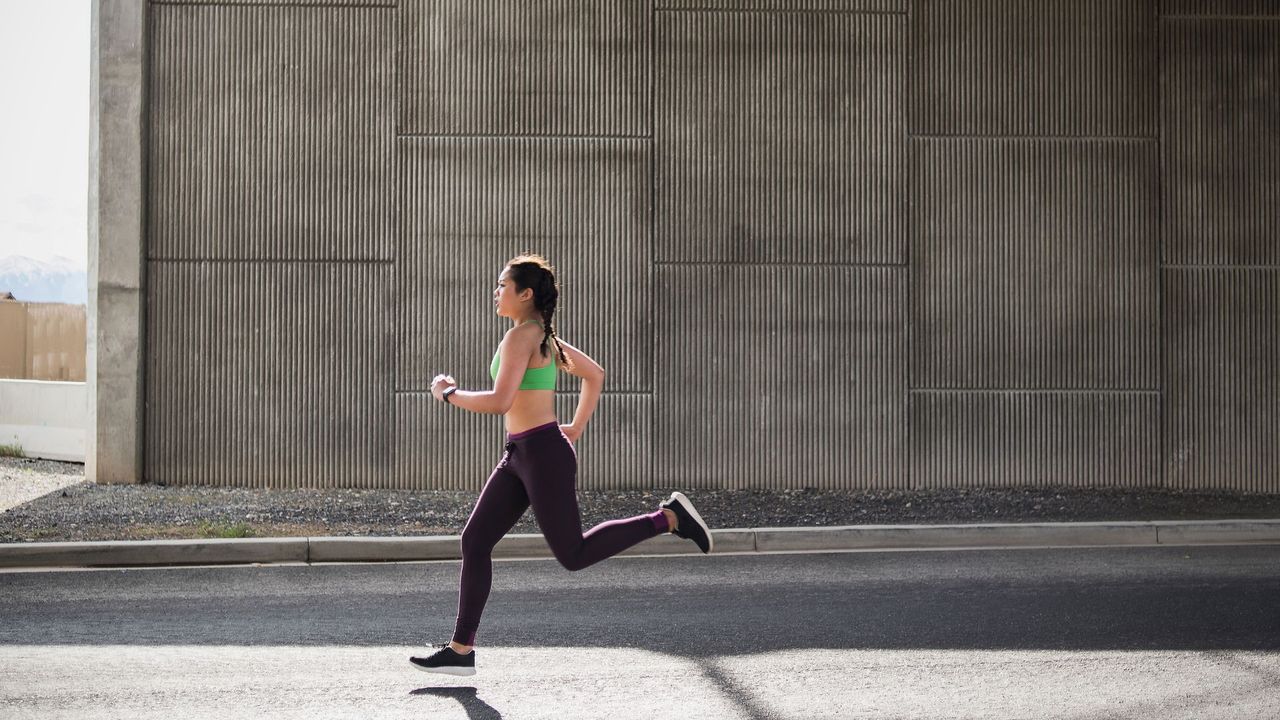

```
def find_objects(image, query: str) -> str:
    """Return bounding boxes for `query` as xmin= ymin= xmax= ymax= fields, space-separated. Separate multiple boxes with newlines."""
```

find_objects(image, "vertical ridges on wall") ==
xmin=911 ymin=391 xmax=1161 ymax=488
xmin=151 ymin=0 xmax=395 ymax=5
xmin=656 ymin=1 xmax=905 ymax=8
xmin=1159 ymin=8 xmax=1279 ymax=492
xmin=907 ymin=2 xmax=1163 ymax=488
xmin=912 ymin=0 xmax=1158 ymax=137
xmin=911 ymin=138 xmax=1160 ymax=390
xmin=655 ymin=8 xmax=906 ymax=264
xmin=398 ymin=0 xmax=651 ymax=136
xmin=136 ymin=0 xmax=1279 ymax=491
xmin=395 ymin=393 xmax=504 ymax=491
xmin=1164 ymin=270 xmax=1279 ymax=490
xmin=146 ymin=262 xmax=392 ymax=488
xmin=655 ymin=265 xmax=907 ymax=489
xmin=149 ymin=4 xmax=394 ymax=260
xmin=1161 ymin=16 xmax=1280 ymax=266
xmin=1161 ymin=1 xmax=1280 ymax=15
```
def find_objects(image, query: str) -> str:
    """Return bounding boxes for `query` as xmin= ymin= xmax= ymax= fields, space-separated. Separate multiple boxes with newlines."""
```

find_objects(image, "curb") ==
xmin=2 ymin=519 xmax=1279 ymax=569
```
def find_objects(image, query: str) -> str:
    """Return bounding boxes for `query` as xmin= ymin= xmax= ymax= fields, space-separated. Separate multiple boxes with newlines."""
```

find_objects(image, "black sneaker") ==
xmin=661 ymin=491 xmax=713 ymax=554
xmin=409 ymin=643 xmax=476 ymax=677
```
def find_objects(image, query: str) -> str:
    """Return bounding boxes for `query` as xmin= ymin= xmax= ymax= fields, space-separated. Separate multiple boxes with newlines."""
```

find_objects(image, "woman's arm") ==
xmin=553 ymin=338 xmax=605 ymax=432
xmin=432 ymin=325 xmax=540 ymax=414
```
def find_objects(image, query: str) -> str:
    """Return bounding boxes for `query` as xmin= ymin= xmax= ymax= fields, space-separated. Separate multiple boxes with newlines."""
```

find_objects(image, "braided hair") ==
xmin=505 ymin=253 xmax=572 ymax=371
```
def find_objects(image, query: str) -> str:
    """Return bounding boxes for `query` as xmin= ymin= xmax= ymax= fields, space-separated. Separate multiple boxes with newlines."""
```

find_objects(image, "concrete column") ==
xmin=87 ymin=0 xmax=145 ymax=484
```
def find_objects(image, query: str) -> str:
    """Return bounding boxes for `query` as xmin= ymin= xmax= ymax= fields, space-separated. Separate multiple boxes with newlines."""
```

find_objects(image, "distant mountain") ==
xmin=0 ymin=255 xmax=88 ymax=305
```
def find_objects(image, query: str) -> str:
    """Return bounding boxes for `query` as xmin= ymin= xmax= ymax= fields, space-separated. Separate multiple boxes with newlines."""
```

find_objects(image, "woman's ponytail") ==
xmin=506 ymin=253 xmax=572 ymax=371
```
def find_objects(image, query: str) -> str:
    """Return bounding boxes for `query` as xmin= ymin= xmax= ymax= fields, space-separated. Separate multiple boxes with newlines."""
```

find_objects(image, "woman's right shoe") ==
xmin=409 ymin=643 xmax=477 ymax=676
xmin=661 ymin=491 xmax=713 ymax=554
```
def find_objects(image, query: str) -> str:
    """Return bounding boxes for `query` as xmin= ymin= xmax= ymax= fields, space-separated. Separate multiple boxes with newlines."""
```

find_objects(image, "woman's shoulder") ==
xmin=501 ymin=322 xmax=545 ymax=344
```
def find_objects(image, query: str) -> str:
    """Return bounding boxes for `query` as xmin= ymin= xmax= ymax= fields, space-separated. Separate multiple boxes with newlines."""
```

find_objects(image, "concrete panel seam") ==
xmin=151 ymin=1 xmax=395 ymax=6
xmin=1165 ymin=265 xmax=1280 ymax=270
xmin=651 ymin=261 xmax=909 ymax=267
xmin=910 ymin=135 xmax=1160 ymax=141
xmin=1156 ymin=5 xmax=1165 ymax=488
xmin=147 ymin=258 xmax=395 ymax=265
xmin=911 ymin=388 xmax=1163 ymax=394
xmin=655 ymin=9 xmax=907 ymax=15
xmin=396 ymin=133 xmax=652 ymax=140
xmin=1162 ymin=15 xmax=1280 ymax=20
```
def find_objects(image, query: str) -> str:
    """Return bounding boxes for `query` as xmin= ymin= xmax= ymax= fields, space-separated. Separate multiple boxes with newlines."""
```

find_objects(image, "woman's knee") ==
xmin=555 ymin=554 xmax=589 ymax=572
xmin=549 ymin=541 xmax=590 ymax=571
xmin=460 ymin=524 xmax=499 ymax=559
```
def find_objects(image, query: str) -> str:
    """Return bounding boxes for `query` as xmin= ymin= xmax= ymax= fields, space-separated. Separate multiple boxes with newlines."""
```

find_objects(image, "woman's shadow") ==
xmin=410 ymin=686 xmax=502 ymax=719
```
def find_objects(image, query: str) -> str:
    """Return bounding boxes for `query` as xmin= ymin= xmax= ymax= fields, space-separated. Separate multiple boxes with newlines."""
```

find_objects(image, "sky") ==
xmin=0 ymin=1 xmax=91 ymax=269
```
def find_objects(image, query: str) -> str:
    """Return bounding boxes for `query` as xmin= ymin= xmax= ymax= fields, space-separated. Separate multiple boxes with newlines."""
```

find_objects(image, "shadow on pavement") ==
xmin=410 ymin=686 xmax=502 ymax=719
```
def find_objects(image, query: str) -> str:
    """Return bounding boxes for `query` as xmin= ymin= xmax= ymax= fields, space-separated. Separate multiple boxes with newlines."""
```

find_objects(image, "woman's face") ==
xmin=493 ymin=267 xmax=529 ymax=318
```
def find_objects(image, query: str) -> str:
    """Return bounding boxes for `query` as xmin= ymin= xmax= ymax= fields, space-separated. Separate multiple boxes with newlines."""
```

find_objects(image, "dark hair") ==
xmin=505 ymin=253 xmax=571 ymax=370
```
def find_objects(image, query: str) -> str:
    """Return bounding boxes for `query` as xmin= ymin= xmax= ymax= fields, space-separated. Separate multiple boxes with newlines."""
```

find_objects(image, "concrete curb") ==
xmin=0 ymin=537 xmax=308 ymax=568
xmin=2 ymin=519 xmax=1279 ymax=569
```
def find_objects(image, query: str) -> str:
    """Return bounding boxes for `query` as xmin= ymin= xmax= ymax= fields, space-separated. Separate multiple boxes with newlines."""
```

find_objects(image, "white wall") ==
xmin=0 ymin=379 xmax=85 ymax=463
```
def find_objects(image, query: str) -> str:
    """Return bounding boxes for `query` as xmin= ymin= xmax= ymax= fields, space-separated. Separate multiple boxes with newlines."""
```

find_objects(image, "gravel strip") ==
xmin=0 ymin=457 xmax=85 ymax=512
xmin=3 ymin=457 xmax=1280 ymax=543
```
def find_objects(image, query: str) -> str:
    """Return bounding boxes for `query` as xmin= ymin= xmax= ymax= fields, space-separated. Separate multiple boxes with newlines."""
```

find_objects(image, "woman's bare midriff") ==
xmin=503 ymin=349 xmax=557 ymax=434
xmin=504 ymin=389 xmax=556 ymax=434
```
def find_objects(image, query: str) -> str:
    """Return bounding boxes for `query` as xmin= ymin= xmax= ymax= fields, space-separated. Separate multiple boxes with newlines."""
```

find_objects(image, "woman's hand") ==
xmin=559 ymin=423 xmax=582 ymax=444
xmin=431 ymin=373 xmax=457 ymax=402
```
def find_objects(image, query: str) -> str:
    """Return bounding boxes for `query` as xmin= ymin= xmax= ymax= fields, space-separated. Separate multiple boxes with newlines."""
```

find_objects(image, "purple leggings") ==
xmin=452 ymin=420 xmax=670 ymax=645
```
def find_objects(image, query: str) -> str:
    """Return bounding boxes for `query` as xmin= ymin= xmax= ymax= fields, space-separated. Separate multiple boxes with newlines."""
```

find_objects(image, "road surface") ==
xmin=2 ymin=544 xmax=1278 ymax=718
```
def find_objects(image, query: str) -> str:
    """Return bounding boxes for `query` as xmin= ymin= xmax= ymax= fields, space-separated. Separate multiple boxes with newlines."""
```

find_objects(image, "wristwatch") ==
xmin=442 ymin=386 xmax=458 ymax=404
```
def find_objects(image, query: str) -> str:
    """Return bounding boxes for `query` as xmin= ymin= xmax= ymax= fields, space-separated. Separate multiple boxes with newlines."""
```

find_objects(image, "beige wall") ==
xmin=0 ymin=298 xmax=87 ymax=382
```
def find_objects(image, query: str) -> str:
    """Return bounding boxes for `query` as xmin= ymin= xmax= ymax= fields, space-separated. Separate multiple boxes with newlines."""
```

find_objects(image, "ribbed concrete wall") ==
xmin=1161 ymin=15 xmax=1280 ymax=266
xmin=911 ymin=0 xmax=1157 ymax=137
xmin=911 ymin=391 xmax=1161 ymax=489
xmin=655 ymin=9 xmax=905 ymax=264
xmin=911 ymin=138 xmax=1159 ymax=390
xmin=398 ymin=0 xmax=650 ymax=136
xmin=1164 ymin=270 xmax=1278 ymax=490
xmin=141 ymin=0 xmax=1279 ymax=491
xmin=148 ymin=4 xmax=394 ymax=261
xmin=656 ymin=265 xmax=906 ymax=488
xmin=1160 ymin=5 xmax=1280 ymax=491
xmin=146 ymin=262 xmax=392 ymax=488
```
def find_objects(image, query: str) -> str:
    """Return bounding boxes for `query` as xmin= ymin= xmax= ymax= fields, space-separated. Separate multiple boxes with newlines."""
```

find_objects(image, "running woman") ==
xmin=410 ymin=253 xmax=713 ymax=677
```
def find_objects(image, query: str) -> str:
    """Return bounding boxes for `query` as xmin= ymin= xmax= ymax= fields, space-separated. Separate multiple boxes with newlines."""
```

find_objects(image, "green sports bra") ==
xmin=489 ymin=322 xmax=558 ymax=390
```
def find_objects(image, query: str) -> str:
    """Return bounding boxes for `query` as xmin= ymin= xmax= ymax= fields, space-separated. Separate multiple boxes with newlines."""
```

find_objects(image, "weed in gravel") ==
xmin=0 ymin=443 xmax=25 ymax=458
xmin=197 ymin=520 xmax=254 ymax=538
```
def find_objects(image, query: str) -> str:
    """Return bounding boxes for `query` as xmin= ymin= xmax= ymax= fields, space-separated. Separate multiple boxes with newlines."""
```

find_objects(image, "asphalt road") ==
xmin=2 ymin=545 xmax=1278 ymax=719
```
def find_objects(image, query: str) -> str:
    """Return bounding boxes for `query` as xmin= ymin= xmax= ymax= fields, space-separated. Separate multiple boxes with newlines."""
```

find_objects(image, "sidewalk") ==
xmin=3 ymin=518 xmax=1280 ymax=569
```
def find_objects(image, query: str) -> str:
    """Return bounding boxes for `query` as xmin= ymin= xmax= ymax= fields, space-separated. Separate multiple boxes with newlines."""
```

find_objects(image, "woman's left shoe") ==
xmin=409 ymin=643 xmax=477 ymax=676
xmin=661 ymin=491 xmax=713 ymax=554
